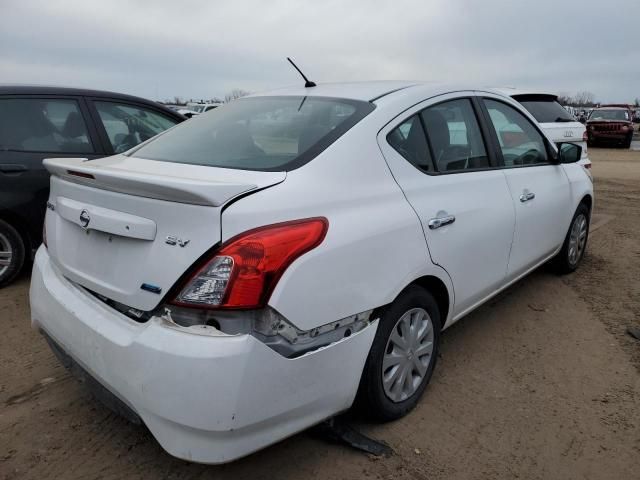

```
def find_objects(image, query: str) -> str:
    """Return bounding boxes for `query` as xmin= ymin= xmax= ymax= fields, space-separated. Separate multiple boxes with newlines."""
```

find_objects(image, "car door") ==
xmin=378 ymin=93 xmax=516 ymax=319
xmin=0 ymin=95 xmax=103 ymax=244
xmin=86 ymin=99 xmax=181 ymax=155
xmin=479 ymin=95 xmax=572 ymax=279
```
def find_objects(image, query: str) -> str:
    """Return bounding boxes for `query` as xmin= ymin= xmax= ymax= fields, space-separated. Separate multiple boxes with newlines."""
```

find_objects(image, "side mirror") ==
xmin=557 ymin=142 xmax=582 ymax=164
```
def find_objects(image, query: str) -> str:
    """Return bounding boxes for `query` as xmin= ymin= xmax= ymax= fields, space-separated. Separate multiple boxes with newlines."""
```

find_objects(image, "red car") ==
xmin=586 ymin=106 xmax=634 ymax=148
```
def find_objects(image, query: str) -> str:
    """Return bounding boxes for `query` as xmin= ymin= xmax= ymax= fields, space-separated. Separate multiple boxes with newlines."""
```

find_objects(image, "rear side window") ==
xmin=515 ymin=96 xmax=574 ymax=123
xmin=94 ymin=101 xmax=179 ymax=154
xmin=0 ymin=98 xmax=93 ymax=153
xmin=387 ymin=116 xmax=435 ymax=172
xmin=421 ymin=99 xmax=489 ymax=172
xmin=388 ymin=99 xmax=489 ymax=173
xmin=131 ymin=96 xmax=374 ymax=171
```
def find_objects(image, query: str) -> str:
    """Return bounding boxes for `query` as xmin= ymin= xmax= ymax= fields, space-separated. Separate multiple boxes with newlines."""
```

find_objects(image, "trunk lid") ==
xmin=44 ymin=155 xmax=285 ymax=311
xmin=539 ymin=121 xmax=588 ymax=158
xmin=539 ymin=121 xmax=585 ymax=143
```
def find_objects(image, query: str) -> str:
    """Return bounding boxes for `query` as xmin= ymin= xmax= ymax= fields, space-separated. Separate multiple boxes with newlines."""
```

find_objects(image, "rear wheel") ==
xmin=357 ymin=285 xmax=441 ymax=421
xmin=0 ymin=219 xmax=26 ymax=288
xmin=554 ymin=203 xmax=590 ymax=274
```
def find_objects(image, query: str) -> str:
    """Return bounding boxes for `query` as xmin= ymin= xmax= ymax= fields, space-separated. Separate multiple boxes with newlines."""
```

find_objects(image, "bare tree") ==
xmin=224 ymin=89 xmax=251 ymax=103
xmin=573 ymin=91 xmax=595 ymax=107
xmin=172 ymin=96 xmax=185 ymax=105
xmin=557 ymin=93 xmax=573 ymax=106
xmin=634 ymin=98 xmax=639 ymax=108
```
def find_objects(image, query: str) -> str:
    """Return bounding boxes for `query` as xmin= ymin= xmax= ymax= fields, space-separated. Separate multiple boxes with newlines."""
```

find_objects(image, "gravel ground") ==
xmin=1 ymin=147 xmax=639 ymax=480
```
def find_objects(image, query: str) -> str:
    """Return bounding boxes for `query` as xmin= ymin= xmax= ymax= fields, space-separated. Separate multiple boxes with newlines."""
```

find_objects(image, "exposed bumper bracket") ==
xmin=315 ymin=416 xmax=393 ymax=457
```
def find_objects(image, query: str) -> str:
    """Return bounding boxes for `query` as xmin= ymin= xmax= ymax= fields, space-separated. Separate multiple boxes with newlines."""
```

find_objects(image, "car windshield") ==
xmin=516 ymin=97 xmax=574 ymax=123
xmin=188 ymin=105 xmax=205 ymax=113
xmin=131 ymin=96 xmax=373 ymax=171
xmin=589 ymin=109 xmax=629 ymax=121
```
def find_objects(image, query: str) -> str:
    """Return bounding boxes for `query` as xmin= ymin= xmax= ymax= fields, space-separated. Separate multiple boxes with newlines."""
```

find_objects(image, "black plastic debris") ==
xmin=626 ymin=326 xmax=640 ymax=341
xmin=315 ymin=416 xmax=393 ymax=457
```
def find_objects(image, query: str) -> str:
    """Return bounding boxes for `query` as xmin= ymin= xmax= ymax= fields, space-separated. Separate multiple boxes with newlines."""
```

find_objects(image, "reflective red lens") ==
xmin=174 ymin=218 xmax=328 ymax=310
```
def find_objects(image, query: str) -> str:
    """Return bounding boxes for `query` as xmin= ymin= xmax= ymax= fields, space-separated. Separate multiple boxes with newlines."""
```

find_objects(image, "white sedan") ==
xmin=30 ymin=82 xmax=593 ymax=463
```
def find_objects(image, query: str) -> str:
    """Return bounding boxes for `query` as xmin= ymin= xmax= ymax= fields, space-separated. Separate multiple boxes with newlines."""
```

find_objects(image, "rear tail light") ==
xmin=582 ymin=131 xmax=588 ymax=141
xmin=172 ymin=218 xmax=328 ymax=310
xmin=584 ymin=163 xmax=591 ymax=169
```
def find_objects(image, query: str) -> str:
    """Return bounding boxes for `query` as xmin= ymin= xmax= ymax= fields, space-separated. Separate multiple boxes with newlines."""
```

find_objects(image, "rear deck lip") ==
xmin=43 ymin=156 xmax=286 ymax=207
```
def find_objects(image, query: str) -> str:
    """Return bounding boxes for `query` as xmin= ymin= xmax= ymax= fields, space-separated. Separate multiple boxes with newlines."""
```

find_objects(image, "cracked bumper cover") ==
xmin=29 ymin=247 xmax=378 ymax=464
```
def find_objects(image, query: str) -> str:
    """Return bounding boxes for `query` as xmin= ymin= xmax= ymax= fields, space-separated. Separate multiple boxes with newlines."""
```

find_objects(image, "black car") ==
xmin=0 ymin=85 xmax=185 ymax=287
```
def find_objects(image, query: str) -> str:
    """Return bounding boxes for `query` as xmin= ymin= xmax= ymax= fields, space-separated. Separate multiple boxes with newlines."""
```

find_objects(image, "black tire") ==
xmin=357 ymin=285 xmax=441 ymax=422
xmin=624 ymin=135 xmax=633 ymax=149
xmin=554 ymin=203 xmax=590 ymax=275
xmin=0 ymin=219 xmax=26 ymax=288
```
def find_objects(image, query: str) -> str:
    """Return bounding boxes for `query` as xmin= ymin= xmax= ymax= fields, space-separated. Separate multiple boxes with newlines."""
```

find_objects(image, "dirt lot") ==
xmin=1 ymin=148 xmax=639 ymax=480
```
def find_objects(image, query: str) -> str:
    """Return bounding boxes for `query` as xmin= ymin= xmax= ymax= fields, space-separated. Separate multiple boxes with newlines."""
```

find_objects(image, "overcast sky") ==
xmin=2 ymin=0 xmax=639 ymax=103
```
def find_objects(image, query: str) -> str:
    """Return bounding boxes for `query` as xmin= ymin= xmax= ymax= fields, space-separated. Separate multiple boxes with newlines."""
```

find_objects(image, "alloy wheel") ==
xmin=0 ymin=232 xmax=13 ymax=277
xmin=568 ymin=213 xmax=588 ymax=266
xmin=382 ymin=307 xmax=434 ymax=403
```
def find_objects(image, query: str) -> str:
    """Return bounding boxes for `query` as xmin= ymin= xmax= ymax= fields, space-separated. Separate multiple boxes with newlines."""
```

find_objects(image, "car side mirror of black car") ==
xmin=557 ymin=142 xmax=582 ymax=164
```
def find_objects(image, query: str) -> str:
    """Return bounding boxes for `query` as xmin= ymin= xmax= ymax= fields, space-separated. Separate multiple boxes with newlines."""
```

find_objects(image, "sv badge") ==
xmin=165 ymin=236 xmax=190 ymax=247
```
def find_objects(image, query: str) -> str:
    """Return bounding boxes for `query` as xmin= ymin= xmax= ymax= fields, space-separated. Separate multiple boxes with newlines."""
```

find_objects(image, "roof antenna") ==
xmin=287 ymin=57 xmax=316 ymax=88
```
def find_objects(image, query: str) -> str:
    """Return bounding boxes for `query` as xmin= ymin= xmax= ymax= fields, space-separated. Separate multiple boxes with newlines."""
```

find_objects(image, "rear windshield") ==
xmin=589 ymin=109 xmax=630 ymax=121
xmin=131 ymin=96 xmax=374 ymax=171
xmin=515 ymin=97 xmax=574 ymax=123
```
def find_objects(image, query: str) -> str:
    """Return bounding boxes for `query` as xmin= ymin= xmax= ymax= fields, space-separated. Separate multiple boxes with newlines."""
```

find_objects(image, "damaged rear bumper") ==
xmin=29 ymin=247 xmax=377 ymax=464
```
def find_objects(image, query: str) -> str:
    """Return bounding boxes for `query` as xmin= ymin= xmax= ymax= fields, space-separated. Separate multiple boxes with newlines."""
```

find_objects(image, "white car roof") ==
xmin=250 ymin=81 xmax=511 ymax=103
xmin=251 ymin=81 xmax=424 ymax=101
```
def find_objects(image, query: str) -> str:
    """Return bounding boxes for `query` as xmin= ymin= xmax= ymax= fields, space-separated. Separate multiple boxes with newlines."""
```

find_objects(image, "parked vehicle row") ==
xmin=168 ymin=102 xmax=223 ymax=118
xmin=0 ymin=86 xmax=185 ymax=287
xmin=29 ymin=82 xmax=593 ymax=463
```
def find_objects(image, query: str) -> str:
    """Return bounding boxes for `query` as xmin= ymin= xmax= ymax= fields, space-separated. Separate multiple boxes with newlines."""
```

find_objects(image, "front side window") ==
xmin=484 ymin=99 xmax=548 ymax=167
xmin=0 ymin=98 xmax=93 ymax=153
xmin=94 ymin=101 xmax=179 ymax=154
xmin=131 ymin=96 xmax=373 ymax=171
xmin=421 ymin=98 xmax=489 ymax=172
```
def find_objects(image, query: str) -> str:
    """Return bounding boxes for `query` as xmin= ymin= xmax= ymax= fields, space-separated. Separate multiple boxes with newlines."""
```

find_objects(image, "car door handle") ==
xmin=0 ymin=164 xmax=27 ymax=174
xmin=428 ymin=214 xmax=456 ymax=230
xmin=519 ymin=191 xmax=535 ymax=203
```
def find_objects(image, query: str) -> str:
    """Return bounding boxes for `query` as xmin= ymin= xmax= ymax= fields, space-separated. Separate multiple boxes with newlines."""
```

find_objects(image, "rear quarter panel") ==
xmin=220 ymin=114 xmax=453 ymax=331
